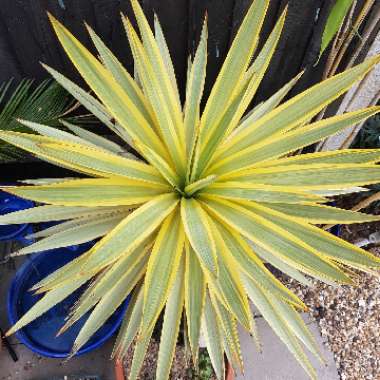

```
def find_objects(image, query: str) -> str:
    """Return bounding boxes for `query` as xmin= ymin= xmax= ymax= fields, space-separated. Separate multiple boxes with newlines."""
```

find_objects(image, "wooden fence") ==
xmin=0 ymin=0 xmax=345 ymax=178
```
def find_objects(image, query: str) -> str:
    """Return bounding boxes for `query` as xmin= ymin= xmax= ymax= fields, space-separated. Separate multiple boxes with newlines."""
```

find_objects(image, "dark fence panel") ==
xmin=0 ymin=0 xmax=335 ymax=178
xmin=0 ymin=0 xmax=334 ymax=96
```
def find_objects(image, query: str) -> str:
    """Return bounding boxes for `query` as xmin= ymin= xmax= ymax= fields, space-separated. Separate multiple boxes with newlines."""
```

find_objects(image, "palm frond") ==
xmin=0 ymin=79 xmax=91 ymax=162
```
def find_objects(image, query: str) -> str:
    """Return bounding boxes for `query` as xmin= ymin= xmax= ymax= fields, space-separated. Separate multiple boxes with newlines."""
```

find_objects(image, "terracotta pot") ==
xmin=225 ymin=358 xmax=235 ymax=380
xmin=114 ymin=358 xmax=126 ymax=380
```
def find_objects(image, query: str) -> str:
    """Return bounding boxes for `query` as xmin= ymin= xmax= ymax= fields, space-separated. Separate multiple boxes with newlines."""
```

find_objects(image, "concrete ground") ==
xmin=236 ymin=312 xmax=339 ymax=380
xmin=0 ymin=339 xmax=115 ymax=380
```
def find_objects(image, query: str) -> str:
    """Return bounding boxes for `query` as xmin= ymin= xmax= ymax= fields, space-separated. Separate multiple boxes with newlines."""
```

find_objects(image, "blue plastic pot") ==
xmin=7 ymin=246 xmax=130 ymax=358
xmin=330 ymin=224 xmax=341 ymax=237
xmin=0 ymin=190 xmax=34 ymax=242
xmin=328 ymin=202 xmax=341 ymax=237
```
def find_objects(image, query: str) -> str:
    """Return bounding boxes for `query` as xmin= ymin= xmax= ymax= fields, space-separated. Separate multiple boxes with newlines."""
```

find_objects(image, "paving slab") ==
xmin=236 ymin=313 xmax=339 ymax=380
xmin=0 ymin=339 xmax=115 ymax=380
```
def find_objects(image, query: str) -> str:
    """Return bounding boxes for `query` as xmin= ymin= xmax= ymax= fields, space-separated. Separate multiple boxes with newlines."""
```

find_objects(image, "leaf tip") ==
xmin=46 ymin=11 xmax=57 ymax=24
xmin=84 ymin=21 xmax=92 ymax=33
xmin=5 ymin=326 xmax=15 ymax=337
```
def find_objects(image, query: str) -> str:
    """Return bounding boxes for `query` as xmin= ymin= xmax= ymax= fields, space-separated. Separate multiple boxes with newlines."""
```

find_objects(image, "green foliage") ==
xmin=197 ymin=350 xmax=215 ymax=380
xmin=353 ymin=114 xmax=380 ymax=149
xmin=186 ymin=349 xmax=215 ymax=380
xmin=351 ymin=113 xmax=380 ymax=208
xmin=187 ymin=349 xmax=215 ymax=380
xmin=320 ymin=0 xmax=355 ymax=58
xmin=0 ymin=79 xmax=89 ymax=162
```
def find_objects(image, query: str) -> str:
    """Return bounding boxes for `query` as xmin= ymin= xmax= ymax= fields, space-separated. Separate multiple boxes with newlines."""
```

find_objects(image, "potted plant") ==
xmin=1 ymin=0 xmax=380 ymax=379
xmin=7 ymin=244 xmax=131 ymax=359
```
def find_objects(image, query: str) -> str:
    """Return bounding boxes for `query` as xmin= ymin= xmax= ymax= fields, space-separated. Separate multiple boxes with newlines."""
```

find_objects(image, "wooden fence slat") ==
xmin=252 ymin=0 xmax=325 ymax=103
xmin=30 ymin=1 xmax=68 ymax=79
xmin=52 ymin=0 xmax=98 ymax=84
xmin=0 ymin=17 xmax=23 ymax=83
xmin=230 ymin=0 xmax=281 ymax=48
xmin=1 ymin=160 xmax=79 ymax=181
xmin=289 ymin=0 xmax=335 ymax=97
xmin=0 ymin=0 xmax=46 ymax=81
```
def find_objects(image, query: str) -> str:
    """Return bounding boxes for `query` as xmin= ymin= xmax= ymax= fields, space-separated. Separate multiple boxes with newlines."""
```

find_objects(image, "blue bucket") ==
xmin=7 ymin=246 xmax=130 ymax=358
xmin=0 ymin=190 xmax=34 ymax=242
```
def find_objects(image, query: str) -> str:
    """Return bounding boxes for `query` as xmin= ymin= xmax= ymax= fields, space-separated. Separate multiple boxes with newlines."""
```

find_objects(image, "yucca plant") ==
xmin=1 ymin=1 xmax=380 ymax=379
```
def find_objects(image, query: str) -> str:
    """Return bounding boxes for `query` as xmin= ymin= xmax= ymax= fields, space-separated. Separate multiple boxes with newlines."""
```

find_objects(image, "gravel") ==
xmin=284 ymin=223 xmax=380 ymax=380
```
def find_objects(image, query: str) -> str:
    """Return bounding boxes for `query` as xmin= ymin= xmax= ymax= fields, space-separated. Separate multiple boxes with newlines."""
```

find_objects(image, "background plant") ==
xmin=0 ymin=1 xmax=380 ymax=379
xmin=315 ymin=0 xmax=379 ymax=127
xmin=0 ymin=79 xmax=72 ymax=162
xmin=0 ymin=78 xmax=96 ymax=162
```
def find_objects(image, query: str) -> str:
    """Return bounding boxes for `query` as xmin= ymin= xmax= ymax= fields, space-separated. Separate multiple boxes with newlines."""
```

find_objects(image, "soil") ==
xmin=123 ymin=340 xmax=217 ymax=380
